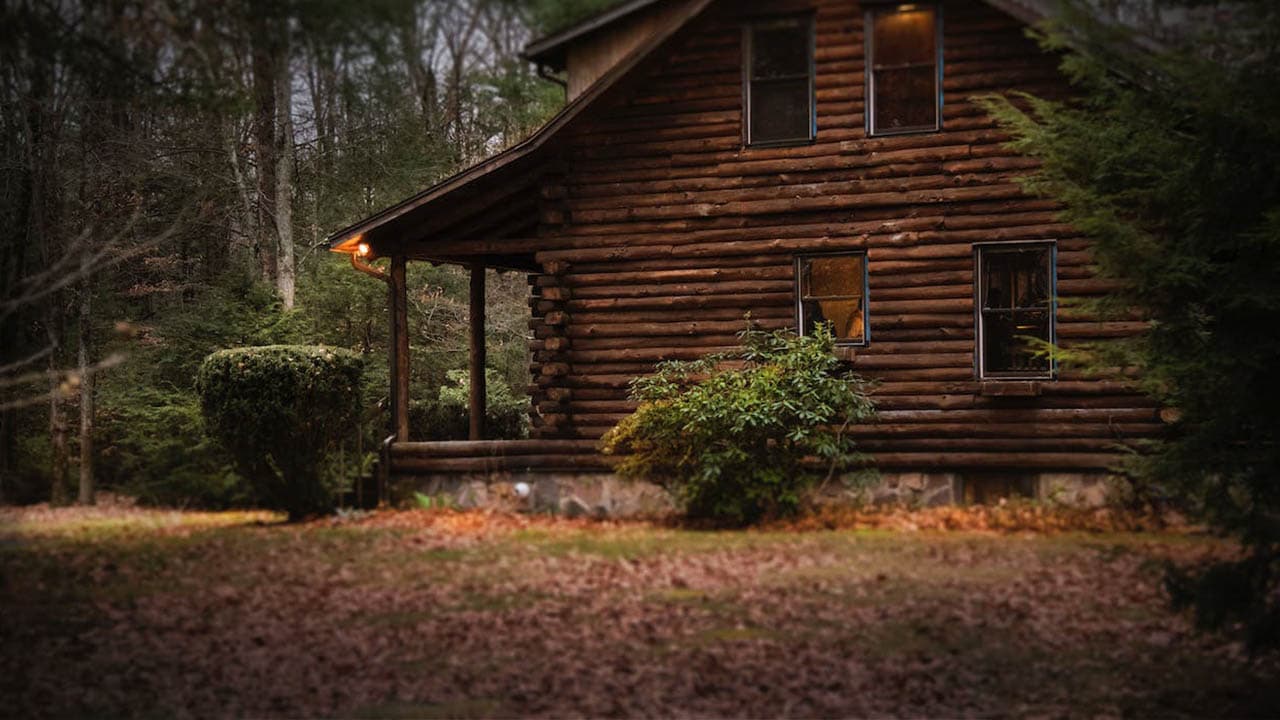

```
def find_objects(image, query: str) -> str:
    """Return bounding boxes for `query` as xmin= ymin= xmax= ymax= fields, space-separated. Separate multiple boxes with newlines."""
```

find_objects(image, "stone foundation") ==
xmin=851 ymin=470 xmax=1117 ymax=509
xmin=393 ymin=472 xmax=672 ymax=518
xmin=391 ymin=469 xmax=1121 ymax=517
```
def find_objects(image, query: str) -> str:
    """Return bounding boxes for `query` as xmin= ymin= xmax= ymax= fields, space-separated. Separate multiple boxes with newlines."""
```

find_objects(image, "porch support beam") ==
xmin=468 ymin=264 xmax=487 ymax=441
xmin=389 ymin=255 xmax=410 ymax=442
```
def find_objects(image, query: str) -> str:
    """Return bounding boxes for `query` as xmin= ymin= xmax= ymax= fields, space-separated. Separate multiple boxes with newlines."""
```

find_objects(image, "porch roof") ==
xmin=325 ymin=0 xmax=714 ymax=265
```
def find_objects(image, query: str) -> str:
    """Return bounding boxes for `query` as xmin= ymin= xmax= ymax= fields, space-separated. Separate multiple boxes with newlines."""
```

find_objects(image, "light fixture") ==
xmin=349 ymin=235 xmax=389 ymax=282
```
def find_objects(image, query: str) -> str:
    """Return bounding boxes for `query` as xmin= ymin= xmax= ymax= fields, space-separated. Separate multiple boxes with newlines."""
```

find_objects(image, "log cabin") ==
xmin=327 ymin=0 xmax=1159 ymax=512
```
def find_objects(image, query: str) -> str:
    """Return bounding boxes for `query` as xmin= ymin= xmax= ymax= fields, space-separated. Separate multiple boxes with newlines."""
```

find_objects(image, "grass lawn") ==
xmin=2 ymin=502 xmax=1277 ymax=718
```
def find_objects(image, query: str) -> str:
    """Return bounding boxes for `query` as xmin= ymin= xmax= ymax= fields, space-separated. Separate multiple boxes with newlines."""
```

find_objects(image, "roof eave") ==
xmin=327 ymin=0 xmax=715 ymax=254
xmin=522 ymin=0 xmax=666 ymax=69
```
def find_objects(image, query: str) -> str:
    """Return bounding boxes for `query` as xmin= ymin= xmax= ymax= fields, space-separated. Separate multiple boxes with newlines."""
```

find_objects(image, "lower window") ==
xmin=975 ymin=242 xmax=1055 ymax=379
xmin=796 ymin=252 xmax=868 ymax=346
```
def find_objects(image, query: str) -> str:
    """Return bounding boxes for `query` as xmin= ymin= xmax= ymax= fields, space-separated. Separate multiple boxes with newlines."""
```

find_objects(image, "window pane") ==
xmin=803 ymin=298 xmax=865 ymax=342
xmin=873 ymin=66 xmax=937 ymax=131
xmin=799 ymin=254 xmax=866 ymax=343
xmin=751 ymin=79 xmax=810 ymax=143
xmin=752 ymin=22 xmax=809 ymax=78
xmin=981 ymin=247 xmax=1051 ymax=310
xmin=871 ymin=7 xmax=937 ymax=67
xmin=981 ymin=310 xmax=1050 ymax=373
xmin=979 ymin=245 xmax=1054 ymax=375
xmin=803 ymin=255 xmax=864 ymax=298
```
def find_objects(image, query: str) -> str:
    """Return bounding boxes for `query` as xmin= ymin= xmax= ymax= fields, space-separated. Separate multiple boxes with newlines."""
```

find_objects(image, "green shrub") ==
xmin=409 ymin=369 xmax=529 ymax=440
xmin=601 ymin=325 xmax=877 ymax=525
xmin=96 ymin=385 xmax=247 ymax=508
xmin=196 ymin=345 xmax=363 ymax=520
xmin=4 ymin=430 xmax=54 ymax=505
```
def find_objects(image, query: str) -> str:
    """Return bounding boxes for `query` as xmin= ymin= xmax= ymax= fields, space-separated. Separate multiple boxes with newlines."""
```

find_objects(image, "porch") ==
xmin=381 ymin=439 xmax=671 ymax=517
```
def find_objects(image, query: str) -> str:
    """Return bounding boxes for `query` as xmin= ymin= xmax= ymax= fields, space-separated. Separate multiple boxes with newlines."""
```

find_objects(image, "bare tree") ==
xmin=77 ymin=247 xmax=94 ymax=505
xmin=276 ymin=21 xmax=297 ymax=309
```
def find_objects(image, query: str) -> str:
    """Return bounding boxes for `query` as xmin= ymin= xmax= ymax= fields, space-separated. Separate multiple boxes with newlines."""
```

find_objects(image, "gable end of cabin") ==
xmin=521 ymin=0 xmax=1157 ymax=506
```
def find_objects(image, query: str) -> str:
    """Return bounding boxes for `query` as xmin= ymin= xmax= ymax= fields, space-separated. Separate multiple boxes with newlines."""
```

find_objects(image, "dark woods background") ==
xmin=0 ymin=0 xmax=613 ymax=507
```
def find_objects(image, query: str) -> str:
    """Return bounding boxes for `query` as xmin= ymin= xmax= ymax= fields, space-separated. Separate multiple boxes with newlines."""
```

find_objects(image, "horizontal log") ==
xmin=565 ymin=318 xmax=790 ymax=338
xmin=565 ymin=293 xmax=794 ymax=313
xmin=565 ymin=346 xmax=738 ymax=363
xmin=552 ymin=265 xmax=791 ymax=287
xmin=567 ymin=170 xmax=1022 ymax=213
xmin=555 ymin=421 xmax=1161 ymax=442
xmin=850 ymin=353 xmax=974 ymax=370
xmin=868 ymin=452 xmax=1126 ymax=471
xmin=563 ymin=307 xmax=791 ymax=326
xmin=856 ymin=438 xmax=1134 ymax=452
xmin=867 ymin=394 xmax=1156 ymax=411
xmin=867 ymin=327 xmax=975 ymax=342
xmin=392 ymin=454 xmax=615 ymax=473
xmin=556 ymin=199 xmax=1063 ymax=239
xmin=567 ymin=279 xmax=792 ymax=300
xmin=536 ymin=227 xmax=1082 ymax=265
xmin=391 ymin=440 xmax=597 ymax=458
xmin=874 ymin=408 xmax=1158 ymax=424
xmin=571 ymin=254 xmax=786 ymax=275
xmin=1056 ymin=321 xmax=1149 ymax=338
xmin=569 ymin=184 xmax=1032 ymax=224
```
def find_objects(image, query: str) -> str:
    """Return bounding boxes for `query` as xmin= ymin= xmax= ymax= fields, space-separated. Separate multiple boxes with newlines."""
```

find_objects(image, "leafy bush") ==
xmin=96 ymin=385 xmax=247 ymax=508
xmin=197 ymin=345 xmax=363 ymax=519
xmin=601 ymin=325 xmax=877 ymax=525
xmin=4 ymin=431 xmax=55 ymax=505
xmin=409 ymin=368 xmax=529 ymax=440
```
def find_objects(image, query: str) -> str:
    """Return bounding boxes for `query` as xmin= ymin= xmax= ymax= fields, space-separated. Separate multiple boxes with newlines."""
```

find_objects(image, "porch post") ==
xmin=468 ymin=263 xmax=486 ymax=441
xmin=389 ymin=255 xmax=410 ymax=442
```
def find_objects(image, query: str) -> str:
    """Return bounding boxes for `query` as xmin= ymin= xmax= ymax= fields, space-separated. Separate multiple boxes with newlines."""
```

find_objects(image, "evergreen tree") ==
xmin=979 ymin=0 xmax=1280 ymax=649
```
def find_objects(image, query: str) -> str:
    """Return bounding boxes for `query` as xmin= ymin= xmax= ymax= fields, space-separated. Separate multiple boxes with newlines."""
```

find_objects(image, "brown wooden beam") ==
xmin=468 ymin=264 xmax=486 ymax=441
xmin=389 ymin=256 xmax=410 ymax=442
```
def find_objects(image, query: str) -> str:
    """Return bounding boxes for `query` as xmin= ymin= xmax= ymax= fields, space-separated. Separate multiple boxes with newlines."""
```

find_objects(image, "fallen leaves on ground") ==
xmin=771 ymin=501 xmax=1185 ymax=534
xmin=2 ymin=505 xmax=1276 ymax=719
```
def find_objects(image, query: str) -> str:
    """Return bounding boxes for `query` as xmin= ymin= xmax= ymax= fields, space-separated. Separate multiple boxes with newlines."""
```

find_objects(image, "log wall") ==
xmin=522 ymin=0 xmax=1159 ymax=472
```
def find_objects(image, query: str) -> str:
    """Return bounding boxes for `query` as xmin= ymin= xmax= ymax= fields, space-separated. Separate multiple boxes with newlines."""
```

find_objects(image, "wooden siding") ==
xmin=566 ymin=0 xmax=698 ymax=100
xmin=520 ymin=0 xmax=1158 ymax=472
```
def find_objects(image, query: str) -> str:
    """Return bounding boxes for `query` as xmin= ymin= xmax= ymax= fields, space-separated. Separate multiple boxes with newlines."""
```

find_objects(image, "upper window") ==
xmin=975 ymin=242 xmax=1056 ymax=379
xmin=797 ymin=252 xmax=868 ymax=346
xmin=744 ymin=16 xmax=815 ymax=147
xmin=866 ymin=3 xmax=942 ymax=136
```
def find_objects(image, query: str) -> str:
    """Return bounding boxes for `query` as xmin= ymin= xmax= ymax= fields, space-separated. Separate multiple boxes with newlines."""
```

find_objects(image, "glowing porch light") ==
xmin=356 ymin=240 xmax=371 ymax=257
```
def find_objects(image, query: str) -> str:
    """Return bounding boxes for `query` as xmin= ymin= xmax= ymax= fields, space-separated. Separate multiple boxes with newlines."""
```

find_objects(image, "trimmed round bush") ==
xmin=197 ymin=345 xmax=363 ymax=519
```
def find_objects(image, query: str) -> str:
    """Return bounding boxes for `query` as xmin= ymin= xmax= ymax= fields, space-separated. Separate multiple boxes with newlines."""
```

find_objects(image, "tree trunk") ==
xmin=48 ymin=311 xmax=69 ymax=507
xmin=250 ymin=0 xmax=278 ymax=285
xmin=274 ymin=31 xmax=295 ymax=309
xmin=77 ymin=250 xmax=94 ymax=505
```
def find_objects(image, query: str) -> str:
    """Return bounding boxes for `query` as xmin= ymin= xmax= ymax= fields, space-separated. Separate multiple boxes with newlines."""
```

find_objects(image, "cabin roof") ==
xmin=524 ymin=0 xmax=1055 ymax=69
xmin=326 ymin=0 xmax=711 ymax=256
xmin=522 ymin=0 xmax=669 ymax=70
xmin=325 ymin=0 xmax=1061 ymax=257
